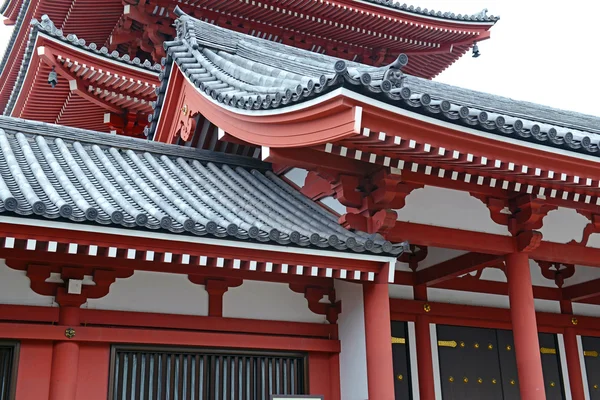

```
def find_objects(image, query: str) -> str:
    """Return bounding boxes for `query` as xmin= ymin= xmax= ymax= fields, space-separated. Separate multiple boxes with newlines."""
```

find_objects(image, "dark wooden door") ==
xmin=436 ymin=326 xmax=566 ymax=400
xmin=391 ymin=321 xmax=413 ymax=400
xmin=582 ymin=336 xmax=600 ymax=399
xmin=437 ymin=325 xmax=504 ymax=400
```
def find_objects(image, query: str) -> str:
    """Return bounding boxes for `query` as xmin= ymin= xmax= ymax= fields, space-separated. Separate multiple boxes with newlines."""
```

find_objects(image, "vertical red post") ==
xmin=49 ymin=306 xmax=80 ymax=400
xmin=505 ymin=252 xmax=546 ymax=400
xmin=363 ymin=264 xmax=395 ymax=400
xmin=561 ymin=301 xmax=586 ymax=400
xmin=414 ymin=285 xmax=436 ymax=400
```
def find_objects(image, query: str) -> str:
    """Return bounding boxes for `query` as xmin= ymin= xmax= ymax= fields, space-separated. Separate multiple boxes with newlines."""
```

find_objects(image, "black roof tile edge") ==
xmin=0 ymin=0 xmax=30 ymax=77
xmin=0 ymin=0 xmax=12 ymax=14
xmin=362 ymin=1 xmax=499 ymax=23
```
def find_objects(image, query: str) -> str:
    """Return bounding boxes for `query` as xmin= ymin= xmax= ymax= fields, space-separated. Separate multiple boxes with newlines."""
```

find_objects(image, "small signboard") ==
xmin=270 ymin=396 xmax=324 ymax=400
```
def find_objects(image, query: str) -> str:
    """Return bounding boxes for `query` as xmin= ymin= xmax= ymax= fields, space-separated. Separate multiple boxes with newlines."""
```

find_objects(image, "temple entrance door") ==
xmin=436 ymin=325 xmax=566 ymax=400
xmin=582 ymin=336 xmax=600 ymax=398
xmin=437 ymin=325 xmax=504 ymax=400
xmin=391 ymin=321 xmax=413 ymax=399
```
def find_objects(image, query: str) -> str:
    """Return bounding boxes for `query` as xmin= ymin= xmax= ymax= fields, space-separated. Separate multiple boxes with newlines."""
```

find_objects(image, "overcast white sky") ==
xmin=0 ymin=0 xmax=598 ymax=116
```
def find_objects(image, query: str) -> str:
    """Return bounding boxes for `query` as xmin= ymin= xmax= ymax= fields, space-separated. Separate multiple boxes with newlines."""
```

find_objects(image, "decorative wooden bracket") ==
xmin=570 ymin=212 xmax=600 ymax=246
xmin=397 ymin=245 xmax=428 ymax=272
xmin=175 ymin=100 xmax=199 ymax=142
xmin=303 ymin=168 xmax=422 ymax=234
xmin=289 ymin=284 xmax=341 ymax=324
xmin=6 ymin=261 xmax=132 ymax=307
xmin=536 ymin=261 xmax=575 ymax=288
xmin=188 ymin=276 xmax=243 ymax=317
xmin=104 ymin=112 xmax=147 ymax=137
xmin=473 ymin=194 xmax=556 ymax=252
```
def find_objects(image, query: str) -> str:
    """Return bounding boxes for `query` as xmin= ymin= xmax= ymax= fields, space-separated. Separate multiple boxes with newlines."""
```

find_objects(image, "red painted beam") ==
xmin=427 ymin=275 xmax=561 ymax=301
xmin=389 ymin=298 xmax=600 ymax=333
xmin=263 ymin=147 xmax=378 ymax=176
xmin=563 ymin=278 xmax=600 ymax=302
xmin=0 ymin=322 xmax=340 ymax=353
xmin=388 ymin=221 xmax=515 ymax=254
xmin=80 ymin=309 xmax=338 ymax=339
xmin=415 ymin=252 xmax=503 ymax=286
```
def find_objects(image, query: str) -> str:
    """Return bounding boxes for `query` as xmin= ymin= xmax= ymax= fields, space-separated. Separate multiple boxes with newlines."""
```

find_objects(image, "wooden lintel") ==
xmin=416 ymin=252 xmax=504 ymax=286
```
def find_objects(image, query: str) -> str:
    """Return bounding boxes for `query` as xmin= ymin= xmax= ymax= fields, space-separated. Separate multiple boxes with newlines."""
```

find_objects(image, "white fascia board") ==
xmin=0 ymin=216 xmax=397 ymax=264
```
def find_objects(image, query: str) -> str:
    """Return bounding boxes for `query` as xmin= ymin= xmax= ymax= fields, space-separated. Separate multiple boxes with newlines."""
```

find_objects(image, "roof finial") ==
xmin=474 ymin=8 xmax=488 ymax=19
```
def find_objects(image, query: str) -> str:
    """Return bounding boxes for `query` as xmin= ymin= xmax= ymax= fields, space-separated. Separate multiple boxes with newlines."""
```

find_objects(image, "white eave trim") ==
xmin=0 ymin=215 xmax=398 ymax=264
xmin=183 ymin=71 xmax=600 ymax=165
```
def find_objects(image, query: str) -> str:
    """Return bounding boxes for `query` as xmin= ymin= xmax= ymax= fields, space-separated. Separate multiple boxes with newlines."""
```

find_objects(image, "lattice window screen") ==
xmin=0 ymin=344 xmax=17 ymax=400
xmin=109 ymin=347 xmax=307 ymax=400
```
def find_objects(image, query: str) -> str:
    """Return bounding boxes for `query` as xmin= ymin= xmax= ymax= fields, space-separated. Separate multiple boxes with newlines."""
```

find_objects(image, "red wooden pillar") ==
xmin=363 ymin=266 xmax=395 ymax=400
xmin=414 ymin=285 xmax=436 ymax=400
xmin=505 ymin=252 xmax=546 ymax=400
xmin=561 ymin=301 xmax=586 ymax=400
xmin=49 ymin=305 xmax=81 ymax=400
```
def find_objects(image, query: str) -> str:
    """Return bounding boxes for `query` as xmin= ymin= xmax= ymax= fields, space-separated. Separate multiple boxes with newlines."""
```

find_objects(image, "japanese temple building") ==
xmin=2 ymin=1 xmax=600 ymax=400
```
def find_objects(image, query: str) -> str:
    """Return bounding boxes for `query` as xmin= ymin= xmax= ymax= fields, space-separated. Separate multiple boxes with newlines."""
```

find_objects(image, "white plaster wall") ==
xmin=428 ymin=287 xmax=561 ymax=314
xmin=529 ymin=260 xmax=558 ymax=288
xmin=389 ymin=284 xmax=414 ymax=299
xmin=573 ymin=303 xmax=600 ymax=318
xmin=587 ymin=233 xmax=600 ymax=250
xmin=416 ymin=247 xmax=468 ymax=271
xmin=319 ymin=196 xmax=346 ymax=215
xmin=335 ymin=279 xmax=368 ymax=400
xmin=427 ymin=288 xmax=510 ymax=309
xmin=540 ymin=208 xmax=588 ymax=244
xmin=395 ymin=186 xmax=510 ymax=235
xmin=86 ymin=270 xmax=209 ymax=316
xmin=0 ymin=260 xmax=55 ymax=306
xmin=222 ymin=280 xmax=326 ymax=323
xmin=283 ymin=168 xmax=308 ymax=188
xmin=564 ymin=265 xmax=600 ymax=287
xmin=534 ymin=299 xmax=561 ymax=313
xmin=479 ymin=267 xmax=507 ymax=282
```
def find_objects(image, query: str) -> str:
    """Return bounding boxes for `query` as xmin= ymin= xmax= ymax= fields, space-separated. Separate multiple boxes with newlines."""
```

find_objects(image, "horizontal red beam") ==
xmin=388 ymin=220 xmax=600 ymax=268
xmin=80 ymin=308 xmax=337 ymax=339
xmin=0 ymin=322 xmax=340 ymax=353
xmin=563 ymin=278 xmax=600 ymax=302
xmin=388 ymin=221 xmax=514 ymax=254
xmin=416 ymin=252 xmax=503 ymax=286
xmin=390 ymin=298 xmax=600 ymax=335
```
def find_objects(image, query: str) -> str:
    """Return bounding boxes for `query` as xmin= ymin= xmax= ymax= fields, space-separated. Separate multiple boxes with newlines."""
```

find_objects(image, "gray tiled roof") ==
xmin=148 ymin=8 xmax=600 ymax=157
xmin=362 ymin=1 xmax=498 ymax=22
xmin=4 ymin=15 xmax=161 ymax=116
xmin=0 ymin=116 xmax=402 ymax=255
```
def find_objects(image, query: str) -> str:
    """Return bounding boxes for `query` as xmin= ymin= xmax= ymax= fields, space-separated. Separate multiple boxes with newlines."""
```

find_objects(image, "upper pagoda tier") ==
xmin=0 ymin=0 xmax=497 ymax=114
xmin=3 ymin=15 xmax=160 ymax=135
